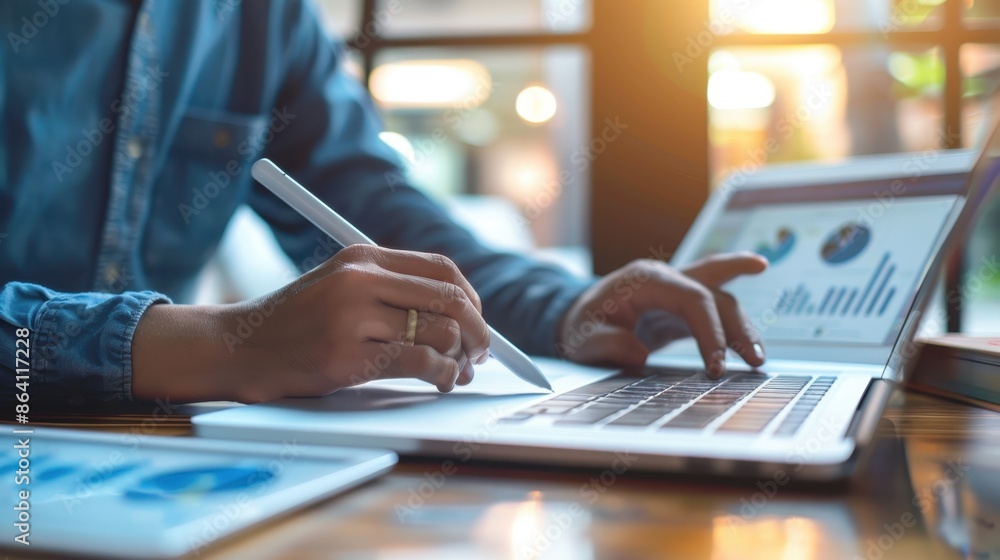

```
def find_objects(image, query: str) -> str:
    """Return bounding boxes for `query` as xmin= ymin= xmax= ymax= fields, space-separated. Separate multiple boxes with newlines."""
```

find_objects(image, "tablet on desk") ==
xmin=0 ymin=428 xmax=397 ymax=559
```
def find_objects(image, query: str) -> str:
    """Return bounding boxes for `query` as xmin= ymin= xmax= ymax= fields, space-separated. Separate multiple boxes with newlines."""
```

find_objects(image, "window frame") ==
xmin=339 ymin=0 xmax=998 ymax=329
xmin=342 ymin=1 xmax=712 ymax=275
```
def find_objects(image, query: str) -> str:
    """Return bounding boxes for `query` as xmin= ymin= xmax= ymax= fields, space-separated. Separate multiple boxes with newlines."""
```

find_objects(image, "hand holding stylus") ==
xmin=134 ymin=242 xmax=493 ymax=402
xmin=250 ymin=158 xmax=553 ymax=392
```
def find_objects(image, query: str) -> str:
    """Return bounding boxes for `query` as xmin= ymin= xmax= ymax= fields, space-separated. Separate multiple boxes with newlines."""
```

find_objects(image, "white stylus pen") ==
xmin=251 ymin=158 xmax=554 ymax=392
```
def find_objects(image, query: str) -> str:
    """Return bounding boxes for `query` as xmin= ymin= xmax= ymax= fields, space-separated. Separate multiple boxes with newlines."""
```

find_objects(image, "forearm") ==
xmin=131 ymin=304 xmax=241 ymax=403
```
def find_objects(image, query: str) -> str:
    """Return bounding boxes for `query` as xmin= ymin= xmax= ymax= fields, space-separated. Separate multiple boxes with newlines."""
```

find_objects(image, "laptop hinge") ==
xmin=845 ymin=380 xmax=893 ymax=444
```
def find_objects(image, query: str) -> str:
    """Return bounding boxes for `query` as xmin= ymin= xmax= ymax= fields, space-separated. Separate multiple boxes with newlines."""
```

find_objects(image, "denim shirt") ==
xmin=0 ymin=0 xmax=590 ymax=406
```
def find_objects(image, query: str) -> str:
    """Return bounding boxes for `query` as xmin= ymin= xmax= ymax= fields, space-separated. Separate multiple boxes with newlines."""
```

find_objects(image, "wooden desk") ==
xmin=12 ymin=392 xmax=1000 ymax=560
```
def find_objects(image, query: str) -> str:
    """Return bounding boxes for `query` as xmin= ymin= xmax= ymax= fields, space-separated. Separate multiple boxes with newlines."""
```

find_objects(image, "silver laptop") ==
xmin=194 ymin=121 xmax=1000 ymax=481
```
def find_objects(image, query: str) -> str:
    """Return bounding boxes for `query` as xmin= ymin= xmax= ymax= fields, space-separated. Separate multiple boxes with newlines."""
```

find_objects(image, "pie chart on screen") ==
xmin=821 ymin=223 xmax=871 ymax=264
xmin=755 ymin=227 xmax=796 ymax=264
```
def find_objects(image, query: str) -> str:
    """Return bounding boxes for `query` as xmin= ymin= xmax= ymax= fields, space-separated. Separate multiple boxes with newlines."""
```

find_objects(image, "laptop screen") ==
xmin=690 ymin=173 xmax=967 ymax=349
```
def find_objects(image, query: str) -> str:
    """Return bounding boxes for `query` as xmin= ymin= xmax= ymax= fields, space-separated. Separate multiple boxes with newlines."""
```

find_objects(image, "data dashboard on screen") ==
xmin=694 ymin=177 xmax=966 ymax=347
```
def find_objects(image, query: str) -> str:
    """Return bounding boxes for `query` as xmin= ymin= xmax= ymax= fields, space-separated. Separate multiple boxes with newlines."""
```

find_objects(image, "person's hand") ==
xmin=557 ymin=252 xmax=768 ymax=379
xmin=132 ymin=245 xmax=490 ymax=403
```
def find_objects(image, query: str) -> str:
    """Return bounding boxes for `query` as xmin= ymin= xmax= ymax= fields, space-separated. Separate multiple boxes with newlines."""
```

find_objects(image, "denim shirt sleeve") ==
xmin=0 ymin=282 xmax=169 ymax=406
xmin=248 ymin=0 xmax=593 ymax=356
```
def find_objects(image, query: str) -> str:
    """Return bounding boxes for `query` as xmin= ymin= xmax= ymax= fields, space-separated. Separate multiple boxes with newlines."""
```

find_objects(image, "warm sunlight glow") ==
xmin=516 ymin=85 xmax=558 ymax=124
xmin=708 ymin=71 xmax=776 ymax=110
xmin=739 ymin=0 xmax=836 ymax=34
xmin=711 ymin=515 xmax=826 ymax=560
xmin=370 ymin=59 xmax=492 ymax=108
xmin=709 ymin=50 xmax=742 ymax=74
xmin=510 ymin=499 xmax=545 ymax=559
xmin=501 ymin=148 xmax=559 ymax=204
xmin=779 ymin=517 xmax=822 ymax=560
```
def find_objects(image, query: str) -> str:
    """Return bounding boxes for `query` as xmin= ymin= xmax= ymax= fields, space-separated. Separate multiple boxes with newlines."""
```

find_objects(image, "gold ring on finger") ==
xmin=403 ymin=308 xmax=418 ymax=347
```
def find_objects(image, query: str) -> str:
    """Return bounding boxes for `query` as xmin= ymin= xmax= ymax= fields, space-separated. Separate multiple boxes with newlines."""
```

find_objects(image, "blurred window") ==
xmin=373 ymin=0 xmax=590 ymax=36
xmin=314 ymin=0 xmax=591 ymax=248
xmin=966 ymin=0 xmax=1000 ymax=27
xmin=707 ymin=0 xmax=1000 ymax=182
xmin=313 ymin=1 xmax=999 ymax=318
xmin=708 ymin=0 xmax=1000 ymax=328
xmin=708 ymin=45 xmax=944 ymax=184
xmin=962 ymin=43 xmax=1000 ymax=146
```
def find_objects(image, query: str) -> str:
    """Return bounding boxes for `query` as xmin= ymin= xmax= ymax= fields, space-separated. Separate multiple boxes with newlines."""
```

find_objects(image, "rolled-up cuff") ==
xmin=33 ymin=290 xmax=170 ymax=405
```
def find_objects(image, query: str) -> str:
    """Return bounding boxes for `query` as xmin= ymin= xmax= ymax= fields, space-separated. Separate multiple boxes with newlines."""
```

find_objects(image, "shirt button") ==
xmin=213 ymin=128 xmax=231 ymax=148
xmin=126 ymin=138 xmax=143 ymax=160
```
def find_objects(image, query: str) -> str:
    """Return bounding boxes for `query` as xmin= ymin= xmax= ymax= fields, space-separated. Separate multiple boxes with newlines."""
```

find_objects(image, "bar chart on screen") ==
xmin=776 ymin=252 xmax=899 ymax=318
xmin=723 ymin=195 xmax=956 ymax=345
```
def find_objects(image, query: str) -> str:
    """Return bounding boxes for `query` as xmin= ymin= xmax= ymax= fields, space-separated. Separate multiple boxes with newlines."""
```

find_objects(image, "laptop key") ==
xmin=715 ymin=376 xmax=810 ymax=434
xmin=608 ymin=411 xmax=668 ymax=427
xmin=565 ymin=379 xmax=638 ymax=396
xmin=502 ymin=373 xmax=832 ymax=431
xmin=598 ymin=395 xmax=647 ymax=404
xmin=497 ymin=413 xmax=533 ymax=424
xmin=549 ymin=395 xmax=594 ymax=403
xmin=554 ymin=405 xmax=624 ymax=425
xmin=522 ymin=402 xmax=580 ymax=415
xmin=771 ymin=385 xmax=829 ymax=436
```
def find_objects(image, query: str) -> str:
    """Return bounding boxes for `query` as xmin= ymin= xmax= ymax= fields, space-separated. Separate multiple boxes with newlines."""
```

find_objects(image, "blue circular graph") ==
xmin=755 ymin=227 xmax=796 ymax=264
xmin=125 ymin=465 xmax=274 ymax=501
xmin=821 ymin=223 xmax=871 ymax=264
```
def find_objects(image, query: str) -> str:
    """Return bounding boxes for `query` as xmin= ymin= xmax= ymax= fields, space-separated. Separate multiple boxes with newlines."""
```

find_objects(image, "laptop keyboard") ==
xmin=501 ymin=368 xmax=836 ymax=437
